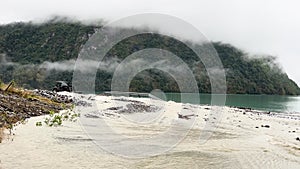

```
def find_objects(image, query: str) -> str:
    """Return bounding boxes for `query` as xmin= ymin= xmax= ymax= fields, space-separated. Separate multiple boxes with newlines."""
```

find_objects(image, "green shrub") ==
xmin=37 ymin=110 xmax=80 ymax=127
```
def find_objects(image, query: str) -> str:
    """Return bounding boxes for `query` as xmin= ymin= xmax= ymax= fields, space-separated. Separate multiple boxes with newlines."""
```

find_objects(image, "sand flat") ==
xmin=0 ymin=95 xmax=299 ymax=169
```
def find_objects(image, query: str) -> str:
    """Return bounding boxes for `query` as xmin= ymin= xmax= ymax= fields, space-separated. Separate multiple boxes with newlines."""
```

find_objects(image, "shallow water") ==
xmin=165 ymin=93 xmax=300 ymax=113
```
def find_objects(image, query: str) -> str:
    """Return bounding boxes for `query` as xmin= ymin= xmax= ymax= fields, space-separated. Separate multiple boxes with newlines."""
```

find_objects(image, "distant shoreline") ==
xmin=97 ymin=91 xmax=300 ymax=113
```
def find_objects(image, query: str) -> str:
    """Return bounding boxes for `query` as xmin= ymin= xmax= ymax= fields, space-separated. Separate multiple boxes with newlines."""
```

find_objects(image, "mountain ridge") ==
xmin=0 ymin=20 xmax=299 ymax=95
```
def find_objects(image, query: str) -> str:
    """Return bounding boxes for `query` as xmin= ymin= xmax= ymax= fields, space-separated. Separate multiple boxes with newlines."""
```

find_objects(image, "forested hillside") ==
xmin=0 ymin=20 xmax=299 ymax=95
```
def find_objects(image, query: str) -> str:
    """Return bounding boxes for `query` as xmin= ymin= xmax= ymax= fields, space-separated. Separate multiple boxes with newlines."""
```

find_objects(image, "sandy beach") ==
xmin=0 ymin=93 xmax=299 ymax=169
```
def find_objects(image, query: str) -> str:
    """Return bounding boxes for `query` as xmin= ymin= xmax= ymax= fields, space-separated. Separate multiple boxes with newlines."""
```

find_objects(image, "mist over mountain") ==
xmin=0 ymin=19 xmax=299 ymax=95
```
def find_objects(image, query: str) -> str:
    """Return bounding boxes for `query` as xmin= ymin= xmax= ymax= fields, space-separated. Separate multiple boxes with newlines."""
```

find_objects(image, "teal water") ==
xmin=165 ymin=93 xmax=300 ymax=113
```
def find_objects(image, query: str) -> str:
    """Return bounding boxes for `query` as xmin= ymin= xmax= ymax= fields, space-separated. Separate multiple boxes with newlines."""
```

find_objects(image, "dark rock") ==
xmin=178 ymin=113 xmax=194 ymax=120
xmin=107 ymin=106 xmax=123 ymax=111
xmin=84 ymin=114 xmax=100 ymax=119
xmin=237 ymin=107 xmax=252 ymax=111
xmin=261 ymin=125 xmax=270 ymax=128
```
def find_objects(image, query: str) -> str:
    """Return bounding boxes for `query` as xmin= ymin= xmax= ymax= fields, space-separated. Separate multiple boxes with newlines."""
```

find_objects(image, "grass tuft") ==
xmin=0 ymin=128 xmax=4 ymax=143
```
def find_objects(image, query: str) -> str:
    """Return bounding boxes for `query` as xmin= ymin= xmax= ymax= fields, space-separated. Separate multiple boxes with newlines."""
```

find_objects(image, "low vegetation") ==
xmin=0 ymin=127 xmax=4 ymax=143
xmin=36 ymin=110 xmax=79 ymax=127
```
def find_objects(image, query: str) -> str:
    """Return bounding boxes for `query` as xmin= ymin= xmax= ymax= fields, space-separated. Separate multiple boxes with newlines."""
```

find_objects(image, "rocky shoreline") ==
xmin=0 ymin=89 xmax=73 ymax=130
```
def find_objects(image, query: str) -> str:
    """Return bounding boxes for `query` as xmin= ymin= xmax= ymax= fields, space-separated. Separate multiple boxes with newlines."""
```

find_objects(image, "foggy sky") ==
xmin=1 ymin=0 xmax=300 ymax=85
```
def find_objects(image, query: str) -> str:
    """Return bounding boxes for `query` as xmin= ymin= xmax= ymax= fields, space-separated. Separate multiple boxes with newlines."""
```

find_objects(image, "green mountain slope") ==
xmin=0 ymin=20 xmax=299 ymax=95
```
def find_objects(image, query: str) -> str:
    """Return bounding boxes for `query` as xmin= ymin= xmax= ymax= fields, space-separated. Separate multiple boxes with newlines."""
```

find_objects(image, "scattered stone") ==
xmin=118 ymin=103 xmax=159 ymax=114
xmin=178 ymin=113 xmax=196 ymax=120
xmin=84 ymin=114 xmax=100 ymax=119
xmin=104 ymin=112 xmax=120 ymax=118
xmin=107 ymin=106 xmax=123 ymax=111
xmin=55 ymin=136 xmax=93 ymax=142
xmin=113 ymin=98 xmax=143 ymax=104
xmin=0 ymin=90 xmax=65 ymax=128
xmin=296 ymin=137 xmax=300 ymax=141
xmin=33 ymin=89 xmax=73 ymax=103
xmin=237 ymin=107 xmax=252 ymax=111
xmin=87 ymin=96 xmax=95 ymax=101
xmin=73 ymin=99 xmax=92 ymax=107
xmin=261 ymin=125 xmax=270 ymax=128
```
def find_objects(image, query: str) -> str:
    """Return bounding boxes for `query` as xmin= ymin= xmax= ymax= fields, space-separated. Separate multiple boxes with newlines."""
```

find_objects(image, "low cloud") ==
xmin=39 ymin=58 xmax=120 ymax=73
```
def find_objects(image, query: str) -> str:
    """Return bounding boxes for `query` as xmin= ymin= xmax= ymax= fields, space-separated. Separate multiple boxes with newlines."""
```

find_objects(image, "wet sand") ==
xmin=0 ymin=94 xmax=299 ymax=169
